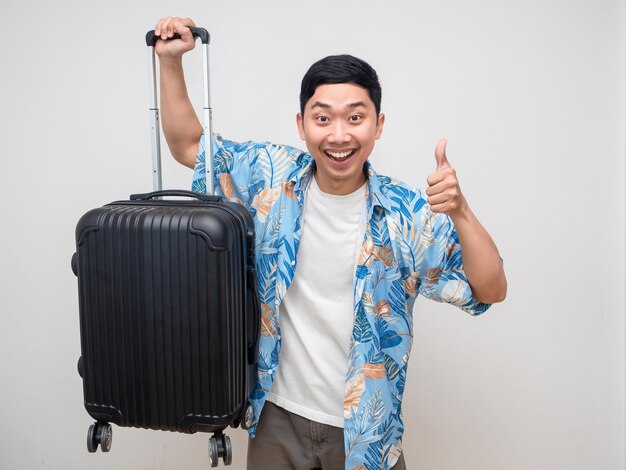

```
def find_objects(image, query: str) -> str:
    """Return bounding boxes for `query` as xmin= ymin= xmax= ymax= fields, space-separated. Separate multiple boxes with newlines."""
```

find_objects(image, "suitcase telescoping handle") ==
xmin=145 ymin=27 xmax=215 ymax=195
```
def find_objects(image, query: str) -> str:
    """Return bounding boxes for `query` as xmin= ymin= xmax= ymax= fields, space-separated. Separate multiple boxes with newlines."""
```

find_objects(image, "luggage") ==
xmin=72 ymin=28 xmax=259 ymax=467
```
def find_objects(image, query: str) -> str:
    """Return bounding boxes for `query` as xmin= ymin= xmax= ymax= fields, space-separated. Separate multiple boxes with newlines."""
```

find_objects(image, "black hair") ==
xmin=299 ymin=54 xmax=382 ymax=116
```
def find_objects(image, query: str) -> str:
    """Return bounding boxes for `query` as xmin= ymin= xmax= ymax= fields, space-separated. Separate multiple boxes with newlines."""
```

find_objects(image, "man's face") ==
xmin=297 ymin=83 xmax=385 ymax=195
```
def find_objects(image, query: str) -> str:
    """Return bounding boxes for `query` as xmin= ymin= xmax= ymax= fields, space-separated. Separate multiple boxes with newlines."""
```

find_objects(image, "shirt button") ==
xmin=268 ymin=369 xmax=273 ymax=375
xmin=277 ymin=335 xmax=281 ymax=340
xmin=291 ymin=260 xmax=296 ymax=266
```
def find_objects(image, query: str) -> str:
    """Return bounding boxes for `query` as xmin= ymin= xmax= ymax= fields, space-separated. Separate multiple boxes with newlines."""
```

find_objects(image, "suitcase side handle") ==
xmin=130 ymin=189 xmax=221 ymax=202
xmin=246 ymin=266 xmax=261 ymax=365
xmin=145 ymin=27 xmax=210 ymax=47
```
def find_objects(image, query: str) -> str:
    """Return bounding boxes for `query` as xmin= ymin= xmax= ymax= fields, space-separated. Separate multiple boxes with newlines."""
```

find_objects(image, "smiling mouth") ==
xmin=324 ymin=150 xmax=355 ymax=162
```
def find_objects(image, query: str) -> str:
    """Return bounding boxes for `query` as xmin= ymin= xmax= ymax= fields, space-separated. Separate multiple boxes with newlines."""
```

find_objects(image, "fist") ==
xmin=425 ymin=138 xmax=467 ymax=217
xmin=154 ymin=17 xmax=197 ymax=59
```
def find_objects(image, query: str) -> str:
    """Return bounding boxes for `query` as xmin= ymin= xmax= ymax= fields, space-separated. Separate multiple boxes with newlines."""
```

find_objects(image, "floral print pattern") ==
xmin=192 ymin=134 xmax=490 ymax=469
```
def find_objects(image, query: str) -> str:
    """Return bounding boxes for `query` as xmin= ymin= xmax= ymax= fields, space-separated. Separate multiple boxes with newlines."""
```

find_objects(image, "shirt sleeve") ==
xmin=191 ymin=132 xmax=255 ymax=207
xmin=414 ymin=202 xmax=491 ymax=316
xmin=192 ymin=132 xmax=310 ymax=211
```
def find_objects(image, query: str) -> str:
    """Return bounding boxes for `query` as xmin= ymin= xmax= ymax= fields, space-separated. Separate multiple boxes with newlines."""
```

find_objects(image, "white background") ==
xmin=0 ymin=1 xmax=624 ymax=469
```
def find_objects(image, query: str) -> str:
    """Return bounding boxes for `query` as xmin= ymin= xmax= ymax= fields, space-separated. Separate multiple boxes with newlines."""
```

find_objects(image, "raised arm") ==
xmin=154 ymin=17 xmax=203 ymax=169
xmin=425 ymin=138 xmax=507 ymax=304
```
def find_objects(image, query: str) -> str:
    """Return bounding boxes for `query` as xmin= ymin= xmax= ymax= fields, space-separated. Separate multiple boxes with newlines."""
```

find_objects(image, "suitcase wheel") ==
xmin=97 ymin=423 xmax=113 ymax=452
xmin=208 ymin=433 xmax=232 ymax=467
xmin=86 ymin=422 xmax=112 ymax=453
xmin=208 ymin=437 xmax=219 ymax=467
xmin=86 ymin=424 xmax=97 ymax=453
xmin=223 ymin=435 xmax=232 ymax=466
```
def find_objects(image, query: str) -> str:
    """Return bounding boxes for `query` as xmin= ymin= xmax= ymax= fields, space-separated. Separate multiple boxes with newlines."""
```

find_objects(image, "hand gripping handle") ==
xmin=145 ymin=27 xmax=210 ymax=47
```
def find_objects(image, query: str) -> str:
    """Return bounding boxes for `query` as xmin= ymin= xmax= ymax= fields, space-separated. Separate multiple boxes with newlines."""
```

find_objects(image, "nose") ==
xmin=327 ymin=120 xmax=351 ymax=145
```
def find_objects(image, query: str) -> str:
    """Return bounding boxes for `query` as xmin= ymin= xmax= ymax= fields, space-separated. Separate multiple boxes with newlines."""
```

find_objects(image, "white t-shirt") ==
xmin=267 ymin=175 xmax=367 ymax=427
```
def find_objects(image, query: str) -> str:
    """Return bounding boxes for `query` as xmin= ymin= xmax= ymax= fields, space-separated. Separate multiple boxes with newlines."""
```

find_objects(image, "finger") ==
xmin=159 ymin=17 xmax=172 ymax=39
xmin=435 ymin=138 xmax=449 ymax=170
xmin=429 ymin=202 xmax=447 ymax=213
xmin=425 ymin=177 xmax=454 ymax=197
xmin=175 ymin=21 xmax=193 ymax=43
xmin=156 ymin=17 xmax=172 ymax=37
xmin=429 ymin=185 xmax=461 ymax=203
xmin=426 ymin=170 xmax=446 ymax=187
xmin=427 ymin=193 xmax=448 ymax=207
xmin=167 ymin=18 xmax=177 ymax=38
xmin=181 ymin=17 xmax=197 ymax=27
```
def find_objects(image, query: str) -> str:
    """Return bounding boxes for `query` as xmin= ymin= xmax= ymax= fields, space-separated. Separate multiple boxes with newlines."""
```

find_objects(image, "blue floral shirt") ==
xmin=192 ymin=134 xmax=491 ymax=470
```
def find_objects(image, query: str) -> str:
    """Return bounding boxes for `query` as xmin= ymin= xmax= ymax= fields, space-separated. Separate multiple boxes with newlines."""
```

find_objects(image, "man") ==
xmin=154 ymin=16 xmax=506 ymax=470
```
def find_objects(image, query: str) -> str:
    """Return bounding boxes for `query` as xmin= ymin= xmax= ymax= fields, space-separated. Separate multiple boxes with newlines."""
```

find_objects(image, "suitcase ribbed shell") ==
xmin=75 ymin=200 xmax=256 ymax=434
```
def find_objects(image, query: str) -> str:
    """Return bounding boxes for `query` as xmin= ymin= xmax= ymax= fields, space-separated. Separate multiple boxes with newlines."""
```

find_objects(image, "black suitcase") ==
xmin=72 ymin=28 xmax=259 ymax=467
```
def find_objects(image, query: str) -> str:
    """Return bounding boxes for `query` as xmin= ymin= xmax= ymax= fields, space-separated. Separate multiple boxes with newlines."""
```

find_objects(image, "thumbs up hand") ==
xmin=426 ymin=138 xmax=467 ymax=218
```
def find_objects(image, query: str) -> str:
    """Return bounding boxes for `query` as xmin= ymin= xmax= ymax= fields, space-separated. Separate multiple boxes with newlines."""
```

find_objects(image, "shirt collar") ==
xmin=288 ymin=154 xmax=393 ymax=213
xmin=364 ymin=161 xmax=393 ymax=213
xmin=290 ymin=152 xmax=314 ymax=194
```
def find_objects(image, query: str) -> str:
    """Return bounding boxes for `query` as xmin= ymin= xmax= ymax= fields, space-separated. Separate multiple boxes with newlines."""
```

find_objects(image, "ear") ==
xmin=296 ymin=113 xmax=306 ymax=140
xmin=375 ymin=113 xmax=385 ymax=140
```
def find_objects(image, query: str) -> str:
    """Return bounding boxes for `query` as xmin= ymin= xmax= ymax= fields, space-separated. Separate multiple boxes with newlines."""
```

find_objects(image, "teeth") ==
xmin=326 ymin=150 xmax=353 ymax=159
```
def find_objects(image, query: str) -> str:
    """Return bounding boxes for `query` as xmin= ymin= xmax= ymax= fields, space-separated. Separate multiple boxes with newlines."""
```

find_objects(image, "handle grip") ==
xmin=145 ymin=27 xmax=210 ymax=47
xmin=130 ymin=189 xmax=221 ymax=202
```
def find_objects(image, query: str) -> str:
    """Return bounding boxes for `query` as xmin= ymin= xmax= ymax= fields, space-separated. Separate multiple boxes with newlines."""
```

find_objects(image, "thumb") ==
xmin=435 ymin=138 xmax=449 ymax=170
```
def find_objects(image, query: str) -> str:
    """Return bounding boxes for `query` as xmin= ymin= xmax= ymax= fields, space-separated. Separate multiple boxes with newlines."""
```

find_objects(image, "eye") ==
xmin=316 ymin=115 xmax=329 ymax=123
xmin=349 ymin=115 xmax=362 ymax=122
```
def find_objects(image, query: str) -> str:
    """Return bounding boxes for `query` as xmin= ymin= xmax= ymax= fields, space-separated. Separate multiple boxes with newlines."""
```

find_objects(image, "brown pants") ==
xmin=247 ymin=401 xmax=406 ymax=470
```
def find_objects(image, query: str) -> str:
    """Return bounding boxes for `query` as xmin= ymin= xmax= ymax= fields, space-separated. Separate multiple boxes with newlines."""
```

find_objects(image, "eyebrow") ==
xmin=310 ymin=101 xmax=368 ymax=110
